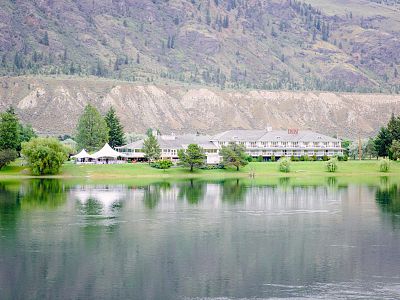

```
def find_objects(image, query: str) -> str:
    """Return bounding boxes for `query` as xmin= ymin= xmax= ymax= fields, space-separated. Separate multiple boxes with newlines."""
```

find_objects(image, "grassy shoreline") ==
xmin=0 ymin=160 xmax=399 ymax=180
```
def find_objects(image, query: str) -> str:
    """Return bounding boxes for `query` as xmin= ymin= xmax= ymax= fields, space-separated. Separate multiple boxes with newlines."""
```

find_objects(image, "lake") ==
xmin=1 ymin=178 xmax=400 ymax=299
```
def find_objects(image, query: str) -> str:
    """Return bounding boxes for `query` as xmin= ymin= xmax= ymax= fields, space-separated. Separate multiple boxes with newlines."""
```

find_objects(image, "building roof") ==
xmin=117 ymin=134 xmax=218 ymax=150
xmin=212 ymin=130 xmax=340 ymax=143
xmin=258 ymin=130 xmax=339 ymax=142
xmin=92 ymin=143 xmax=126 ymax=159
xmin=71 ymin=149 xmax=93 ymax=159
xmin=211 ymin=130 xmax=267 ymax=142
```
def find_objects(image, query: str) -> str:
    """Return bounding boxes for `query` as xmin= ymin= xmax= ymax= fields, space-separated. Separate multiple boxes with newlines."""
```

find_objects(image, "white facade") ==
xmin=116 ymin=130 xmax=343 ymax=163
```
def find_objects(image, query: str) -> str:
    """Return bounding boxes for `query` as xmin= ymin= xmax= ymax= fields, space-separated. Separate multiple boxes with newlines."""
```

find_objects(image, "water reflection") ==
xmin=178 ymin=179 xmax=205 ymax=205
xmin=1 ymin=178 xmax=400 ymax=299
xmin=20 ymin=179 xmax=67 ymax=209
xmin=375 ymin=183 xmax=400 ymax=225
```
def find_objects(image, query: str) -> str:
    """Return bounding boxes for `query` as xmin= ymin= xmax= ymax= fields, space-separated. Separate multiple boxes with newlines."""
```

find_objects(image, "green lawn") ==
xmin=1 ymin=160 xmax=399 ymax=180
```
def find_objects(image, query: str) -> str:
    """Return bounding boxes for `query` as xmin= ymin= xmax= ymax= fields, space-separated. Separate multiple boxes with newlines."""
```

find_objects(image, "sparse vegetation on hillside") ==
xmin=0 ymin=0 xmax=399 ymax=93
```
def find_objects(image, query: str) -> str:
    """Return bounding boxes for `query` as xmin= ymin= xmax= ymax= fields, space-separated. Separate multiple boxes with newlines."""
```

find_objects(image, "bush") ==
xmin=245 ymin=155 xmax=253 ymax=162
xmin=0 ymin=149 xmax=18 ymax=170
xmin=278 ymin=157 xmax=291 ymax=173
xmin=311 ymin=155 xmax=317 ymax=161
xmin=271 ymin=155 xmax=276 ymax=162
xmin=150 ymin=160 xmax=173 ymax=170
xmin=379 ymin=158 xmax=391 ymax=172
xmin=326 ymin=157 xmax=338 ymax=172
xmin=21 ymin=138 xmax=68 ymax=175
xmin=257 ymin=155 xmax=264 ymax=162
xmin=291 ymin=156 xmax=299 ymax=162
xmin=199 ymin=164 xmax=225 ymax=170
xmin=322 ymin=155 xmax=329 ymax=161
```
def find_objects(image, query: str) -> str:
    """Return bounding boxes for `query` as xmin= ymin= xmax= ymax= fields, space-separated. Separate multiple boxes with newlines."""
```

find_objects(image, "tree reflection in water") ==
xmin=20 ymin=179 xmax=67 ymax=210
xmin=143 ymin=181 xmax=171 ymax=209
xmin=221 ymin=179 xmax=247 ymax=204
xmin=178 ymin=179 xmax=205 ymax=205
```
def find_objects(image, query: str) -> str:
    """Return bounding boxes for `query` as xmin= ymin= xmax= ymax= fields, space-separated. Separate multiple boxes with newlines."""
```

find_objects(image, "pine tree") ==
xmin=177 ymin=144 xmax=206 ymax=171
xmin=105 ymin=106 xmax=125 ymax=148
xmin=76 ymin=104 xmax=109 ymax=152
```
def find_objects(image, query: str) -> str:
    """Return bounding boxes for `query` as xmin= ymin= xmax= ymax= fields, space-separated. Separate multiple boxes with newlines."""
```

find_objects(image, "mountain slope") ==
xmin=1 ymin=76 xmax=399 ymax=138
xmin=0 ymin=0 xmax=399 ymax=92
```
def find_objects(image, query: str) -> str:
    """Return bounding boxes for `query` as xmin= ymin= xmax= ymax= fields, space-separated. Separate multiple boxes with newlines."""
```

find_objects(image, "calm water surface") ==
xmin=1 ymin=178 xmax=400 ymax=299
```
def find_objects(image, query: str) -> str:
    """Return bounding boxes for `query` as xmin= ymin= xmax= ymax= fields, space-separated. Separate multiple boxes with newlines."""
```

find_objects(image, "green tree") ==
xmin=21 ymin=138 xmax=68 ymax=175
xmin=390 ymin=140 xmax=400 ymax=161
xmin=0 ymin=107 xmax=20 ymax=151
xmin=178 ymin=144 xmax=206 ymax=172
xmin=105 ymin=106 xmax=125 ymax=148
xmin=374 ymin=127 xmax=391 ymax=158
xmin=365 ymin=137 xmax=378 ymax=159
xmin=341 ymin=139 xmax=351 ymax=157
xmin=220 ymin=143 xmax=248 ymax=171
xmin=387 ymin=113 xmax=400 ymax=142
xmin=18 ymin=124 xmax=37 ymax=151
xmin=76 ymin=104 xmax=109 ymax=152
xmin=143 ymin=134 xmax=161 ymax=163
xmin=0 ymin=149 xmax=18 ymax=170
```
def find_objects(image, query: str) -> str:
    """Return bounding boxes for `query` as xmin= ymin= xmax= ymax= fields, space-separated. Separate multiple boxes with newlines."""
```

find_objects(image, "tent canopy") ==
xmin=71 ymin=149 xmax=93 ymax=159
xmin=91 ymin=143 xmax=125 ymax=159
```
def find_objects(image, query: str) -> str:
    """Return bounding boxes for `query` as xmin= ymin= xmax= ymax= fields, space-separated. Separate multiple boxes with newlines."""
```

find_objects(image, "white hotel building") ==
xmin=116 ymin=129 xmax=343 ymax=163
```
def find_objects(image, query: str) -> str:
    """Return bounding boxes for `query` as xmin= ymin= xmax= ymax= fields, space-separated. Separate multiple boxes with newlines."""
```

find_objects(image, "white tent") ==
xmin=71 ymin=149 xmax=93 ymax=160
xmin=91 ymin=143 xmax=126 ymax=160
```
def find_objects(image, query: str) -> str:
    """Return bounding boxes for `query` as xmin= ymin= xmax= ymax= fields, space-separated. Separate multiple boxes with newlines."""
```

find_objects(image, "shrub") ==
xmin=257 ymin=155 xmax=264 ymax=162
xmin=278 ymin=157 xmax=291 ymax=173
xmin=271 ymin=155 xmax=276 ymax=162
xmin=159 ymin=159 xmax=173 ymax=170
xmin=200 ymin=164 xmax=225 ymax=170
xmin=311 ymin=155 xmax=317 ymax=161
xmin=0 ymin=149 xmax=18 ymax=170
xmin=291 ymin=156 xmax=299 ymax=162
xmin=245 ymin=155 xmax=253 ymax=162
xmin=21 ymin=138 xmax=68 ymax=175
xmin=379 ymin=158 xmax=391 ymax=173
xmin=322 ymin=155 xmax=329 ymax=161
xmin=326 ymin=157 xmax=338 ymax=172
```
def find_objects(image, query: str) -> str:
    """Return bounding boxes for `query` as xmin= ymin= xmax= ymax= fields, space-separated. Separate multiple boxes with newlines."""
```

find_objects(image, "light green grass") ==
xmin=1 ymin=160 xmax=399 ymax=180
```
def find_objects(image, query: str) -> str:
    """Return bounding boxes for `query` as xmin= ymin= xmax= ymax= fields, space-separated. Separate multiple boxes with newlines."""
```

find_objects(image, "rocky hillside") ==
xmin=0 ymin=0 xmax=399 ymax=92
xmin=1 ymin=76 xmax=399 ymax=138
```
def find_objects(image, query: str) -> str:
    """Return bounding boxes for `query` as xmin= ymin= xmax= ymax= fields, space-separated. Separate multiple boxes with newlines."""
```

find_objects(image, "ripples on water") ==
xmin=0 ymin=178 xmax=400 ymax=299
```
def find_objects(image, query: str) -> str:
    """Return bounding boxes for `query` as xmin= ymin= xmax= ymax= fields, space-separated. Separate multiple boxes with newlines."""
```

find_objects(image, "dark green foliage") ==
xmin=76 ymin=104 xmax=109 ymax=152
xmin=143 ymin=134 xmax=161 ymax=163
xmin=390 ymin=140 xmax=400 ymax=160
xmin=0 ymin=149 xmax=18 ymax=170
xmin=21 ymin=138 xmax=68 ymax=175
xmin=18 ymin=124 xmax=37 ymax=151
xmin=105 ymin=107 xmax=125 ymax=148
xmin=322 ymin=155 xmax=329 ymax=161
xmin=178 ymin=144 xmax=206 ymax=171
xmin=220 ymin=143 xmax=248 ymax=171
xmin=374 ymin=113 xmax=400 ymax=159
xmin=0 ymin=107 xmax=20 ymax=151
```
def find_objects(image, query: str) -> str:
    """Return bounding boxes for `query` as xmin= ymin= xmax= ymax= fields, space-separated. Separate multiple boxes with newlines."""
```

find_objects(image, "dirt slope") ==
xmin=1 ymin=77 xmax=399 ymax=138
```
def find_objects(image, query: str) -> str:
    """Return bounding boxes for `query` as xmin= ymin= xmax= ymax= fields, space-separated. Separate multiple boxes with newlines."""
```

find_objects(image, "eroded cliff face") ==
xmin=1 ymin=77 xmax=399 ymax=138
